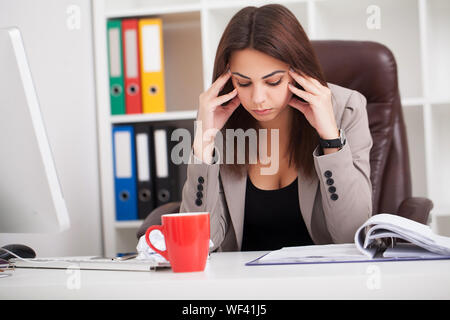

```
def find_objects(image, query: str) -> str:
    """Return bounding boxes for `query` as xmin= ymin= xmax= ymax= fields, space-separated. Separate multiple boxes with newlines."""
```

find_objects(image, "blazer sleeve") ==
xmin=179 ymin=150 xmax=228 ymax=252
xmin=312 ymin=90 xmax=373 ymax=243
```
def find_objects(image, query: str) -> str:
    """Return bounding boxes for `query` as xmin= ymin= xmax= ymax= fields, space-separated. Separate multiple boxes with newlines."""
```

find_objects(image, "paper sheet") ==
xmin=253 ymin=243 xmax=370 ymax=264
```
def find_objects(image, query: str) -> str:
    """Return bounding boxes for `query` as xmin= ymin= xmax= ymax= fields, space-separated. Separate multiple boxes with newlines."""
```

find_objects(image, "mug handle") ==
xmin=145 ymin=225 xmax=169 ymax=261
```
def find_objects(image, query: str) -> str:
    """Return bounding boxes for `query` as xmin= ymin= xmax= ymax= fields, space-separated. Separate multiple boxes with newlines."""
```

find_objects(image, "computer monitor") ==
xmin=0 ymin=27 xmax=70 ymax=233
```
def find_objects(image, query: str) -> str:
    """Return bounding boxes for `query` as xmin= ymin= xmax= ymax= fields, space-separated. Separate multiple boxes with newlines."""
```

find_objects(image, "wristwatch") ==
xmin=319 ymin=129 xmax=346 ymax=149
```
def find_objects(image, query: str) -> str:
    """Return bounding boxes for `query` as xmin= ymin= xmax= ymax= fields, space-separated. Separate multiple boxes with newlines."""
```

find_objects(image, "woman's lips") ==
xmin=253 ymin=108 xmax=272 ymax=115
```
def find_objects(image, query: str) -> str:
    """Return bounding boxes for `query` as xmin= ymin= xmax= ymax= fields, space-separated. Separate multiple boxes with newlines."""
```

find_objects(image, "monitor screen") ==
xmin=0 ymin=27 xmax=70 ymax=233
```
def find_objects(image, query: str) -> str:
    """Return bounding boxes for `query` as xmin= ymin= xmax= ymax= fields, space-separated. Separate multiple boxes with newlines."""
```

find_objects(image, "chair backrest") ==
xmin=312 ymin=40 xmax=412 ymax=215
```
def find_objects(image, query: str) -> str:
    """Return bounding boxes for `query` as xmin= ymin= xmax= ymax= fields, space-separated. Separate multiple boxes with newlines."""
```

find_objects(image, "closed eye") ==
xmin=237 ymin=78 xmax=282 ymax=87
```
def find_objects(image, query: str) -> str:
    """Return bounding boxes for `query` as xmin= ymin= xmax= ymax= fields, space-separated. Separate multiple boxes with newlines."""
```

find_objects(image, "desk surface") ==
xmin=2 ymin=251 xmax=450 ymax=299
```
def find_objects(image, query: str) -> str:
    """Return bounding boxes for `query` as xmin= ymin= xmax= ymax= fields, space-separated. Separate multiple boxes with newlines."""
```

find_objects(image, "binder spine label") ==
xmin=114 ymin=131 xmax=132 ymax=178
xmin=107 ymin=20 xmax=126 ymax=115
xmin=154 ymin=129 xmax=169 ymax=178
xmin=124 ymin=29 xmax=139 ymax=78
xmin=142 ymin=25 xmax=161 ymax=72
xmin=136 ymin=133 xmax=150 ymax=181
xmin=108 ymin=28 xmax=122 ymax=77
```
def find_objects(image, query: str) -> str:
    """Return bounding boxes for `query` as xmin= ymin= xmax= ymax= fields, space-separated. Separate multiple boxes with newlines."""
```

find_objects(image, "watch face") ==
xmin=340 ymin=129 xmax=346 ymax=145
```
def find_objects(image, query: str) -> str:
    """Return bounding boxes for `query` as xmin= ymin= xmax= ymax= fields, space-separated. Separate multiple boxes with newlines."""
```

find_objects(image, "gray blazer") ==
xmin=180 ymin=82 xmax=373 ymax=252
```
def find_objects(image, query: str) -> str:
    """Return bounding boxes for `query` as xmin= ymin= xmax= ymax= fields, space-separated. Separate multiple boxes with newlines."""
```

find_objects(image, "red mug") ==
xmin=145 ymin=212 xmax=210 ymax=272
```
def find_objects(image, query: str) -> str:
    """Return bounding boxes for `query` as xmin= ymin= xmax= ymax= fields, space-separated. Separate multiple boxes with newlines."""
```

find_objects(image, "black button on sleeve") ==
xmin=195 ymin=199 xmax=203 ymax=206
xmin=197 ymin=184 xmax=203 ymax=191
xmin=326 ymin=178 xmax=334 ymax=186
xmin=330 ymin=194 xmax=339 ymax=201
xmin=324 ymin=170 xmax=332 ymax=178
xmin=198 ymin=176 xmax=204 ymax=184
xmin=196 ymin=191 xmax=203 ymax=199
xmin=328 ymin=186 xmax=336 ymax=193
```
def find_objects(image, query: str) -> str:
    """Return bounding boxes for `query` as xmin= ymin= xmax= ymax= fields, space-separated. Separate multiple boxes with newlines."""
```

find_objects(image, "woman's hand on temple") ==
xmin=194 ymin=68 xmax=241 ymax=163
xmin=287 ymin=68 xmax=339 ymax=140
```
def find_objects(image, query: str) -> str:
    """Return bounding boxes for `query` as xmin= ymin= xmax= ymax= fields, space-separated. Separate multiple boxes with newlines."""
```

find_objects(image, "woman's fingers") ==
xmin=288 ymin=68 xmax=321 ymax=96
xmin=213 ymin=88 xmax=238 ymax=107
xmin=209 ymin=68 xmax=232 ymax=97
xmin=288 ymin=82 xmax=315 ymax=104
xmin=224 ymin=94 xmax=241 ymax=111
xmin=288 ymin=96 xmax=309 ymax=114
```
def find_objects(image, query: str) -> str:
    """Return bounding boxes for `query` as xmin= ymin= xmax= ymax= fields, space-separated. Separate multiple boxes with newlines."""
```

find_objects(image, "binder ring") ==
xmin=139 ymin=189 xmax=151 ymax=202
xmin=111 ymin=84 xmax=122 ymax=97
xmin=119 ymin=190 xmax=130 ymax=201
xmin=127 ymin=84 xmax=139 ymax=96
xmin=149 ymin=85 xmax=159 ymax=95
xmin=158 ymin=189 xmax=170 ymax=202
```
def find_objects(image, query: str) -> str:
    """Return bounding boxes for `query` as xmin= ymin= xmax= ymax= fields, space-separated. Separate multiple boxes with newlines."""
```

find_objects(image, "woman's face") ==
xmin=229 ymin=48 xmax=294 ymax=124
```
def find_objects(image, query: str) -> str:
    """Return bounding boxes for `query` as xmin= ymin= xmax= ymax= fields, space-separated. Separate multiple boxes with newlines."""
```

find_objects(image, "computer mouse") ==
xmin=0 ymin=244 xmax=36 ymax=261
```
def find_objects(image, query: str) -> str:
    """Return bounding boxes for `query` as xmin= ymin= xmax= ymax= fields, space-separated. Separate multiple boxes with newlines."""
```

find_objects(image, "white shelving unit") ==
xmin=92 ymin=0 xmax=450 ymax=257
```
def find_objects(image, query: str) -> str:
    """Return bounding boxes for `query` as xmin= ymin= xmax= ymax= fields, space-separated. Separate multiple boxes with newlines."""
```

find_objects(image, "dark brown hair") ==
xmin=213 ymin=4 xmax=327 ymax=178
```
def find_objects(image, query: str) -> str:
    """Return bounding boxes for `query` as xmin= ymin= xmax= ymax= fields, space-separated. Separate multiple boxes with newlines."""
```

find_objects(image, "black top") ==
xmin=241 ymin=174 xmax=314 ymax=251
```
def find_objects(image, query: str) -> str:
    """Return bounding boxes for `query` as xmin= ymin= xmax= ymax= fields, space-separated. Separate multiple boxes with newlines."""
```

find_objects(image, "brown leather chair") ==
xmin=137 ymin=40 xmax=433 ymax=239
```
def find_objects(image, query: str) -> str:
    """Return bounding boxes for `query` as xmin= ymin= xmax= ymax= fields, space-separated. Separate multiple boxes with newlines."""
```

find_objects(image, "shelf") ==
xmin=430 ymin=98 xmax=450 ymax=105
xmin=402 ymin=97 xmax=426 ymax=107
xmin=314 ymin=0 xmax=423 ymax=100
xmin=105 ymin=0 xmax=202 ymax=18
xmin=205 ymin=0 xmax=309 ymax=10
xmin=402 ymin=98 xmax=450 ymax=107
xmin=110 ymin=110 xmax=197 ymax=124
xmin=115 ymin=220 xmax=143 ymax=229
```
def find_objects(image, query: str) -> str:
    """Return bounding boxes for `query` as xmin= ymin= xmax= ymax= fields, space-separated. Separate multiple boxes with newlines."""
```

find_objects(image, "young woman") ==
xmin=180 ymin=4 xmax=373 ymax=251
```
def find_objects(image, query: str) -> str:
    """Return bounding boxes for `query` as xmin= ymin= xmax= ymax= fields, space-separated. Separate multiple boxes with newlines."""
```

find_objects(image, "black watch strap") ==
xmin=319 ymin=129 xmax=346 ymax=149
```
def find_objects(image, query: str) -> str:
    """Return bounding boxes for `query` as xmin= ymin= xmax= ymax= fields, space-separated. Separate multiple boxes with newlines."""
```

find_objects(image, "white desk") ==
xmin=1 ymin=251 xmax=450 ymax=299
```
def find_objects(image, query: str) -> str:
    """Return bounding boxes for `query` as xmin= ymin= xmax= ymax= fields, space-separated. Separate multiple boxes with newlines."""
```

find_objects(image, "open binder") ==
xmin=246 ymin=214 xmax=450 ymax=266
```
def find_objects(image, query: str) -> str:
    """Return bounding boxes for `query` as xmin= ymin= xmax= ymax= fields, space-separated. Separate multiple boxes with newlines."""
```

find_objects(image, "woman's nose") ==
xmin=252 ymin=84 xmax=266 ymax=105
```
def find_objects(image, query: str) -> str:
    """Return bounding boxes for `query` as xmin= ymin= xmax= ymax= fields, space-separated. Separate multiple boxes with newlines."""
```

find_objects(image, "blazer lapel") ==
xmin=297 ymin=170 xmax=318 ymax=241
xmin=219 ymin=166 xmax=247 ymax=249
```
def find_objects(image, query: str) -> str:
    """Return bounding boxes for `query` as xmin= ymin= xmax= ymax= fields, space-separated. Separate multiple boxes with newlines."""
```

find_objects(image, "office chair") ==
xmin=137 ymin=40 xmax=433 ymax=239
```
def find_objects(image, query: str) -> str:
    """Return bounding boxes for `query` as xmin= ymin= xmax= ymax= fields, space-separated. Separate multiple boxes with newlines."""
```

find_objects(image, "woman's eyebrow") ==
xmin=231 ymin=70 xmax=286 ymax=80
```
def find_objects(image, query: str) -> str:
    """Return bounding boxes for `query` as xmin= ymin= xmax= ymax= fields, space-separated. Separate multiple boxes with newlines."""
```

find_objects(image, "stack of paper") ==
xmin=246 ymin=214 xmax=450 ymax=266
xmin=355 ymin=213 xmax=450 ymax=258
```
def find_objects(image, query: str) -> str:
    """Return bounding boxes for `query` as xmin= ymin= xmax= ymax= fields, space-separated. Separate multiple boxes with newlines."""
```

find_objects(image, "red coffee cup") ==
xmin=145 ymin=212 xmax=210 ymax=273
